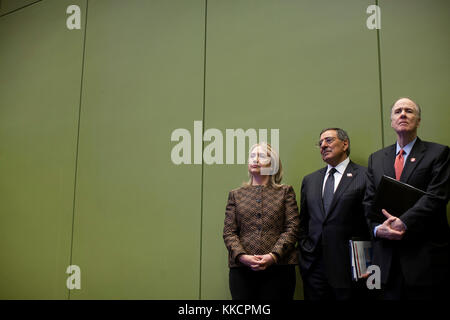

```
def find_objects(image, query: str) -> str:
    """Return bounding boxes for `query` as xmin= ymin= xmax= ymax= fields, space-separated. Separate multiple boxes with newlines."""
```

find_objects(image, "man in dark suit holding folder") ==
xmin=364 ymin=97 xmax=450 ymax=299
xmin=298 ymin=128 xmax=370 ymax=300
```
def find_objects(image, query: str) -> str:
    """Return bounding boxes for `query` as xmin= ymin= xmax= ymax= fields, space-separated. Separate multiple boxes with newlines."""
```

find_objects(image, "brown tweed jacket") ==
xmin=223 ymin=184 xmax=300 ymax=268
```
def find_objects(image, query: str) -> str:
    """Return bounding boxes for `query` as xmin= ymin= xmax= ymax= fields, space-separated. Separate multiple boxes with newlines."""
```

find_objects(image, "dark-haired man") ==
xmin=298 ymin=128 xmax=370 ymax=300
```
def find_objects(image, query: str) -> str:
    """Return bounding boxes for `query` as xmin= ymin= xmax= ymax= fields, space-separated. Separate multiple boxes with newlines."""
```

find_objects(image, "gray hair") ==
xmin=319 ymin=128 xmax=350 ymax=156
xmin=391 ymin=97 xmax=421 ymax=119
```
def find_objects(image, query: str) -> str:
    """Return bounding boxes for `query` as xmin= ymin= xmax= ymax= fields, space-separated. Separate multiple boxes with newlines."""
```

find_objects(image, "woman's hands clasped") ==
xmin=238 ymin=254 xmax=276 ymax=271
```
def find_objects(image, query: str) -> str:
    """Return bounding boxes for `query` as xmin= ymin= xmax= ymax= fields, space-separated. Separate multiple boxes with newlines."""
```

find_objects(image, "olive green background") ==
xmin=0 ymin=0 xmax=449 ymax=299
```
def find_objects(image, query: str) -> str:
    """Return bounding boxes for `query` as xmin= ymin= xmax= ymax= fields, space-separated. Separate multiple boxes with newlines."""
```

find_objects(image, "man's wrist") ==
xmin=374 ymin=225 xmax=381 ymax=238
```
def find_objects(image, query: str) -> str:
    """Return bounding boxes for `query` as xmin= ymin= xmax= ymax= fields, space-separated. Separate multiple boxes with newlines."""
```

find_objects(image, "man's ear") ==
xmin=343 ymin=139 xmax=349 ymax=152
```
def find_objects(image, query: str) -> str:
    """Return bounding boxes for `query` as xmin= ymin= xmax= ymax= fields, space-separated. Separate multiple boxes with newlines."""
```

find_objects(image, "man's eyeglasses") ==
xmin=317 ymin=137 xmax=337 ymax=147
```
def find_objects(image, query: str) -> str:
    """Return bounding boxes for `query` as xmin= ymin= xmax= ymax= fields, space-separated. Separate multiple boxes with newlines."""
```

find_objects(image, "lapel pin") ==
xmin=410 ymin=158 xmax=416 ymax=162
xmin=347 ymin=173 xmax=353 ymax=177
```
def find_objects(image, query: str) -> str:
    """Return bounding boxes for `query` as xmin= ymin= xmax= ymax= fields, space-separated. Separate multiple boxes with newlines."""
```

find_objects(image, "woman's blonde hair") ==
xmin=243 ymin=142 xmax=283 ymax=187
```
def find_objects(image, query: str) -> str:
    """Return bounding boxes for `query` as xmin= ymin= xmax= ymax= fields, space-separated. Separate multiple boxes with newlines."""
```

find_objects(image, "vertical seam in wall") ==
xmin=199 ymin=0 xmax=208 ymax=300
xmin=376 ymin=0 xmax=385 ymax=148
xmin=68 ymin=0 xmax=89 ymax=300
xmin=0 ymin=0 xmax=42 ymax=18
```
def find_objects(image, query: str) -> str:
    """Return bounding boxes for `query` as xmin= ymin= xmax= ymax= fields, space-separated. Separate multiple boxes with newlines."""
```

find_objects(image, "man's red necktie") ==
xmin=395 ymin=149 xmax=405 ymax=180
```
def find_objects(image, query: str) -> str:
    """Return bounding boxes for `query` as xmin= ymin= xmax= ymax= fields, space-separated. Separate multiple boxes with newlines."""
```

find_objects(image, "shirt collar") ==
xmin=396 ymin=137 xmax=417 ymax=156
xmin=326 ymin=157 xmax=350 ymax=175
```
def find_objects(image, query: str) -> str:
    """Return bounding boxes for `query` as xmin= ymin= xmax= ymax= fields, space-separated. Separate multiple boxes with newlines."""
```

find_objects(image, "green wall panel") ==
xmin=379 ymin=0 xmax=450 ymax=147
xmin=0 ymin=0 xmax=40 ymax=16
xmin=201 ymin=0 xmax=381 ymax=299
xmin=0 ymin=0 xmax=86 ymax=299
xmin=69 ymin=0 xmax=205 ymax=299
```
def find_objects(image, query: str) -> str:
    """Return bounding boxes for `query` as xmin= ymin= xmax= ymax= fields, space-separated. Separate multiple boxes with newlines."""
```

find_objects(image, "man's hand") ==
xmin=382 ymin=209 xmax=407 ymax=232
xmin=375 ymin=209 xmax=406 ymax=240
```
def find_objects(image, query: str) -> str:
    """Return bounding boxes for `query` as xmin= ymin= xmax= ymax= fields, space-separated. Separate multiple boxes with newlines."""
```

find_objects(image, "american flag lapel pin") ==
xmin=347 ymin=173 xmax=353 ymax=177
xmin=410 ymin=158 xmax=416 ymax=162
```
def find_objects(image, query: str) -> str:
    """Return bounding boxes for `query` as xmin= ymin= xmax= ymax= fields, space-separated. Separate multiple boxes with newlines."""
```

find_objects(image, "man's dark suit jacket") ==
xmin=364 ymin=138 xmax=450 ymax=287
xmin=298 ymin=160 xmax=370 ymax=289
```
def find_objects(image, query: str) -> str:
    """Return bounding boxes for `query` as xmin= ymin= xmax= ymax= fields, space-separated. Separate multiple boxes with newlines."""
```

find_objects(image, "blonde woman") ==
xmin=223 ymin=143 xmax=299 ymax=300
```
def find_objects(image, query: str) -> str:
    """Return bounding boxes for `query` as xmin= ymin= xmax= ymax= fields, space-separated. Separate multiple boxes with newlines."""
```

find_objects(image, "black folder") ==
xmin=370 ymin=175 xmax=426 ymax=222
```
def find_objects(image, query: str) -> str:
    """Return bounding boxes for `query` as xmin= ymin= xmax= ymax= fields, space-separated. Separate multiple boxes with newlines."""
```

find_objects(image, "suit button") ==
xmin=257 ymin=213 xmax=261 ymax=218
xmin=256 ymin=199 xmax=261 ymax=203
xmin=258 ymin=226 xmax=261 ymax=231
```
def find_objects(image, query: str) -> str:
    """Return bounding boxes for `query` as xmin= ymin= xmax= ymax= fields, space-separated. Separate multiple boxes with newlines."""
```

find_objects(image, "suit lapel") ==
xmin=316 ymin=167 xmax=327 ymax=220
xmin=324 ymin=161 xmax=358 ymax=220
xmin=383 ymin=144 xmax=397 ymax=179
xmin=401 ymin=138 xmax=426 ymax=183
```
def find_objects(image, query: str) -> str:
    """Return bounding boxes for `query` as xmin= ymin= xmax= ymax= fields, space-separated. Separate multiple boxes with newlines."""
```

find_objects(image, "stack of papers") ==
xmin=349 ymin=240 xmax=373 ymax=281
